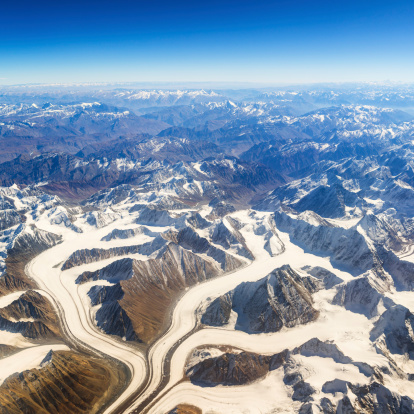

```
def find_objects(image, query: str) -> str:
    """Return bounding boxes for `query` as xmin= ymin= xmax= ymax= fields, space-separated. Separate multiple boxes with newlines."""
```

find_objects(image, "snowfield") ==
xmin=0 ymin=201 xmax=413 ymax=413
xmin=129 ymin=212 xmax=395 ymax=413
xmin=0 ymin=344 xmax=69 ymax=386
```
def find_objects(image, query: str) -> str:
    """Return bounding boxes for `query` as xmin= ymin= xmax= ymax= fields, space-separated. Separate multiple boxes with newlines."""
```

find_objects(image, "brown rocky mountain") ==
xmin=0 ymin=290 xmax=60 ymax=339
xmin=78 ymin=241 xmax=244 ymax=343
xmin=201 ymin=265 xmax=320 ymax=333
xmin=0 ymin=350 xmax=126 ymax=414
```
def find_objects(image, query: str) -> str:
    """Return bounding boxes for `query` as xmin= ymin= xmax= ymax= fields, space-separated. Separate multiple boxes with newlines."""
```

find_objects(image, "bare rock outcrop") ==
xmin=274 ymin=211 xmax=375 ymax=274
xmin=0 ymin=350 xmax=126 ymax=414
xmin=0 ymin=290 xmax=61 ymax=339
xmin=185 ymin=346 xmax=288 ymax=386
xmin=201 ymin=265 xmax=320 ymax=333
xmin=78 ymin=242 xmax=241 ymax=343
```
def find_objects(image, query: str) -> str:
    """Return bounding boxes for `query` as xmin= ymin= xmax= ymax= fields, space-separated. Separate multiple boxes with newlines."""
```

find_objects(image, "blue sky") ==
xmin=1 ymin=0 xmax=413 ymax=85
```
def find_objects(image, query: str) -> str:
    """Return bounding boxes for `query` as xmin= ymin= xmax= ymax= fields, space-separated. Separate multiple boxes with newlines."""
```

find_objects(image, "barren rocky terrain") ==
xmin=0 ymin=85 xmax=414 ymax=413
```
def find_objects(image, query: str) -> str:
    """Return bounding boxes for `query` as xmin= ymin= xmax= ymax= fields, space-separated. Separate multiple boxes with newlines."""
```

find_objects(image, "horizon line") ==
xmin=1 ymin=79 xmax=414 ymax=90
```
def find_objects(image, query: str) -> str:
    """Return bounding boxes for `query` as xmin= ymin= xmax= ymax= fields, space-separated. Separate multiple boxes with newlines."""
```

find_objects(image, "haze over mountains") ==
xmin=0 ymin=83 xmax=414 ymax=414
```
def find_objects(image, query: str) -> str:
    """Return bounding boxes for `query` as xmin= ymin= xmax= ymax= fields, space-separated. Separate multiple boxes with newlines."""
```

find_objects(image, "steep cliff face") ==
xmin=293 ymin=184 xmax=360 ymax=219
xmin=83 ymin=209 xmax=120 ymax=228
xmin=210 ymin=220 xmax=254 ymax=260
xmin=185 ymin=346 xmax=288 ymax=386
xmin=0 ymin=209 xmax=21 ymax=231
xmin=303 ymin=382 xmax=414 ymax=414
xmin=333 ymin=276 xmax=394 ymax=318
xmin=46 ymin=205 xmax=82 ymax=233
xmin=274 ymin=210 xmax=414 ymax=291
xmin=61 ymin=235 xmax=167 ymax=270
xmin=0 ymin=290 xmax=61 ymax=339
xmin=292 ymin=337 xmax=374 ymax=376
xmin=186 ymin=212 xmax=210 ymax=229
xmin=274 ymin=211 xmax=375 ymax=273
xmin=0 ymin=350 xmax=126 ymax=414
xmin=251 ymin=214 xmax=285 ymax=257
xmin=206 ymin=201 xmax=236 ymax=220
xmin=0 ymin=226 xmax=62 ymax=341
xmin=136 ymin=205 xmax=185 ymax=226
xmin=347 ymin=382 xmax=414 ymax=413
xmin=76 ymin=258 xmax=135 ymax=284
xmin=100 ymin=226 xmax=156 ymax=241
xmin=379 ymin=248 xmax=414 ymax=291
xmin=370 ymin=305 xmax=414 ymax=360
xmin=173 ymin=226 xmax=245 ymax=272
xmin=201 ymin=265 xmax=320 ymax=333
xmin=301 ymin=265 xmax=343 ymax=289
xmin=0 ymin=225 xmax=61 ymax=296
xmin=78 ymin=241 xmax=242 ymax=343
xmin=185 ymin=338 xmax=412 ymax=413
xmin=356 ymin=213 xmax=404 ymax=252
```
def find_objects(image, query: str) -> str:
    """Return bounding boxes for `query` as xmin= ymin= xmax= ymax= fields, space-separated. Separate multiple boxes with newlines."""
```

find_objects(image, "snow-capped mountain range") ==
xmin=0 ymin=85 xmax=414 ymax=414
